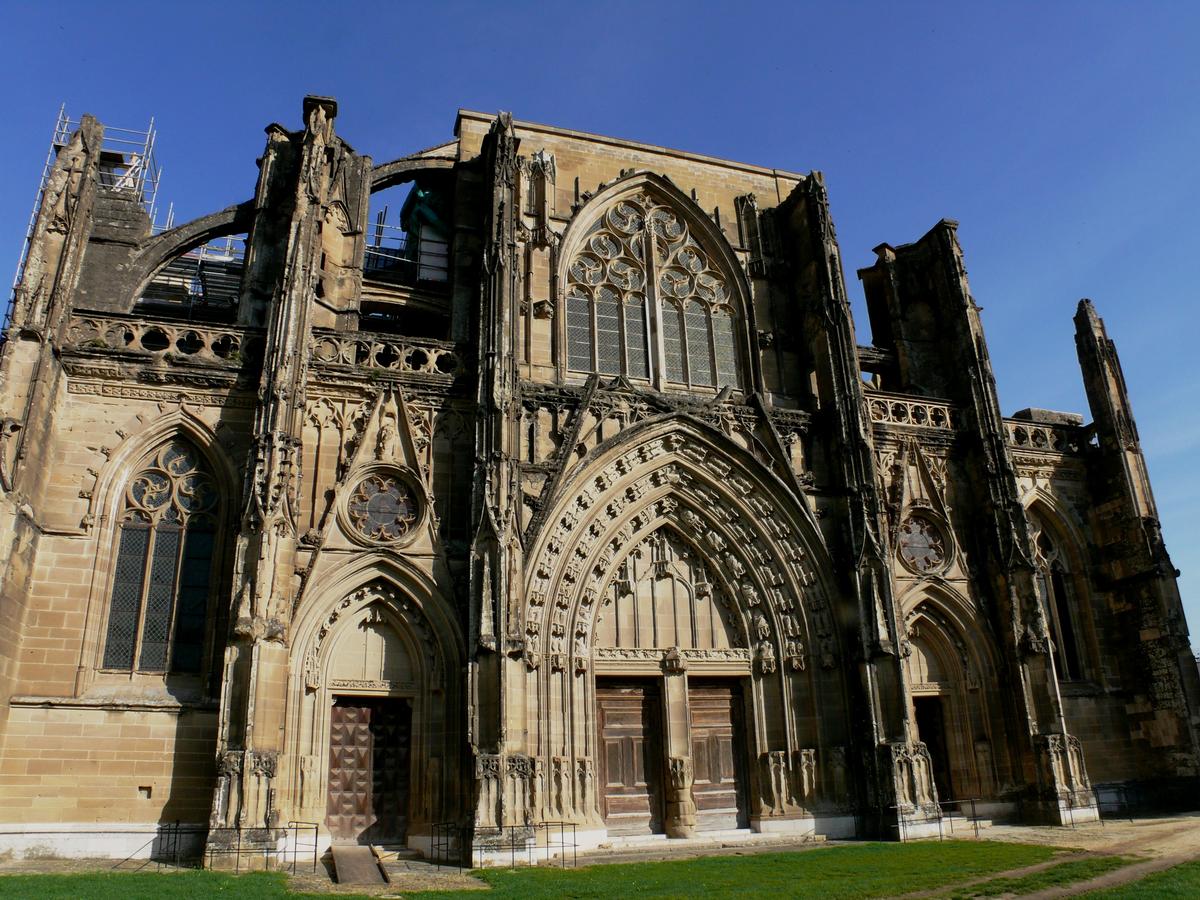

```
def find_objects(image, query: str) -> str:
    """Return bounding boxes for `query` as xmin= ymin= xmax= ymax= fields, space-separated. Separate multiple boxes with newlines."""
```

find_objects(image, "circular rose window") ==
xmin=347 ymin=472 xmax=421 ymax=543
xmin=898 ymin=515 xmax=947 ymax=573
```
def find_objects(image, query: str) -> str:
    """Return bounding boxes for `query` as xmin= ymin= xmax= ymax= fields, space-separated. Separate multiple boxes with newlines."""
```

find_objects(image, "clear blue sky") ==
xmin=2 ymin=2 xmax=1198 ymax=637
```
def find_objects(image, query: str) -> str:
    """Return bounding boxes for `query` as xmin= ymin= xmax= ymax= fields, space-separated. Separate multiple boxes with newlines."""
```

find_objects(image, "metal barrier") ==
xmin=937 ymin=798 xmax=984 ymax=839
xmin=540 ymin=821 xmax=579 ymax=869
xmin=111 ymin=821 xmax=207 ymax=870
xmin=472 ymin=824 xmax=536 ymax=869
xmin=1093 ymin=784 xmax=1135 ymax=823
xmin=0 ymin=823 xmax=207 ymax=870
xmin=287 ymin=820 xmax=320 ymax=874
xmin=430 ymin=821 xmax=580 ymax=869
xmin=888 ymin=797 xmax=988 ymax=842
xmin=432 ymin=821 xmax=464 ymax=870
xmin=890 ymin=804 xmax=911 ymax=842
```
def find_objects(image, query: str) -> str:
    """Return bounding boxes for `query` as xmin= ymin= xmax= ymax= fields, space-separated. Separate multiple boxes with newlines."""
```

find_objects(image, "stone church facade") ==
xmin=0 ymin=96 xmax=1197 ymax=858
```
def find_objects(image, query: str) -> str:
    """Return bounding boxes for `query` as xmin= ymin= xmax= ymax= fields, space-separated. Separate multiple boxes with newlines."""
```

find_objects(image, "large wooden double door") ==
xmin=596 ymin=679 xmax=748 ymax=835
xmin=326 ymin=696 xmax=412 ymax=843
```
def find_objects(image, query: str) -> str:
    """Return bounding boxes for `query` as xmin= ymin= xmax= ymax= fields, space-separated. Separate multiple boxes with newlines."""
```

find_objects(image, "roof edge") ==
xmin=454 ymin=109 xmax=807 ymax=181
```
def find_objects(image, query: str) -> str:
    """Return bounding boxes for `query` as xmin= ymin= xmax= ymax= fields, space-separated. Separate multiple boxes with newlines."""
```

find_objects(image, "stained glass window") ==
xmin=563 ymin=191 xmax=742 ymax=390
xmin=595 ymin=286 xmax=622 ymax=375
xmin=897 ymin=515 xmax=946 ymax=573
xmin=625 ymin=296 xmax=649 ymax=379
xmin=102 ymin=441 xmax=218 ymax=674
xmin=662 ymin=302 xmax=686 ymax=383
xmin=684 ymin=300 xmax=714 ymax=387
xmin=712 ymin=310 xmax=739 ymax=389
xmin=566 ymin=290 xmax=592 ymax=371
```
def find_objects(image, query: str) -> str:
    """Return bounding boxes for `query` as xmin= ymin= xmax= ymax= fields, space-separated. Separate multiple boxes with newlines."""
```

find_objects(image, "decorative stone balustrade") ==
xmin=865 ymin=392 xmax=957 ymax=431
xmin=64 ymin=313 xmax=261 ymax=366
xmin=310 ymin=329 xmax=466 ymax=379
xmin=1005 ymin=420 xmax=1083 ymax=454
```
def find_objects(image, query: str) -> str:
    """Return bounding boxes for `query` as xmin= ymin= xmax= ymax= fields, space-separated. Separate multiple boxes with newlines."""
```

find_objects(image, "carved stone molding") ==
xmin=865 ymin=391 xmax=957 ymax=431
xmin=310 ymin=328 xmax=467 ymax=380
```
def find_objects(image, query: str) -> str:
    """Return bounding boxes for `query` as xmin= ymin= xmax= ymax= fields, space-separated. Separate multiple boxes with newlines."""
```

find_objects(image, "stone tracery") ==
xmin=564 ymin=188 xmax=741 ymax=389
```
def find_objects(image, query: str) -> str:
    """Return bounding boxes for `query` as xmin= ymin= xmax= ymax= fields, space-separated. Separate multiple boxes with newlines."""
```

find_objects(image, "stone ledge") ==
xmin=9 ymin=695 xmax=218 ymax=714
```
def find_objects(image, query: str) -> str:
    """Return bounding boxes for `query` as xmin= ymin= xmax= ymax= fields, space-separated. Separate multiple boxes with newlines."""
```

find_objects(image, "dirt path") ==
xmin=979 ymin=813 xmax=1200 ymax=859
xmin=892 ymin=852 xmax=1098 ymax=899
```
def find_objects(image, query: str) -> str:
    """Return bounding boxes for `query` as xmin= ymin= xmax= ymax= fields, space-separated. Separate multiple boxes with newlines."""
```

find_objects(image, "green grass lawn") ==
xmin=0 ymin=841 xmax=1066 ymax=899
xmin=460 ymin=842 xmax=1062 ymax=899
xmin=1085 ymin=858 xmax=1200 ymax=898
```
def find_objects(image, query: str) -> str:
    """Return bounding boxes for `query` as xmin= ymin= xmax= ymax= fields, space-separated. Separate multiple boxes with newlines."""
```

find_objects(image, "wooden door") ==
xmin=688 ymin=681 xmax=748 ymax=830
xmin=596 ymin=683 xmax=665 ymax=834
xmin=326 ymin=697 xmax=412 ymax=843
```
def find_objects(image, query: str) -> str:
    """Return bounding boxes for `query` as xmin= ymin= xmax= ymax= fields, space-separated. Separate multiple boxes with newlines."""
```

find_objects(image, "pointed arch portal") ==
xmin=511 ymin=416 xmax=851 ymax=836
xmin=284 ymin=571 xmax=464 ymax=847
xmin=902 ymin=594 xmax=1007 ymax=804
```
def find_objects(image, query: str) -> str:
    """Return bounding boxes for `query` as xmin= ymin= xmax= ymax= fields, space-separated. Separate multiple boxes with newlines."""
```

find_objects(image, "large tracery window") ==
xmin=102 ymin=442 xmax=220 ymax=674
xmin=564 ymin=192 xmax=741 ymax=390
xmin=1032 ymin=522 xmax=1084 ymax=681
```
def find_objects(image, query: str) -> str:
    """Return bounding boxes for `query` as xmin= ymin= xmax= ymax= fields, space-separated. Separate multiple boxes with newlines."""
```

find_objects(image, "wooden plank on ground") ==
xmin=331 ymin=844 xmax=386 ymax=884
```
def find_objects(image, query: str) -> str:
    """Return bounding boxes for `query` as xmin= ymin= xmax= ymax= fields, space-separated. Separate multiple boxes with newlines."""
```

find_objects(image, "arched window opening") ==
xmin=364 ymin=181 xmax=450 ymax=287
xmin=1033 ymin=523 xmax=1084 ymax=681
xmin=361 ymin=178 xmax=452 ymax=339
xmin=563 ymin=191 xmax=742 ymax=391
xmin=138 ymin=233 xmax=247 ymax=323
xmin=102 ymin=441 xmax=220 ymax=674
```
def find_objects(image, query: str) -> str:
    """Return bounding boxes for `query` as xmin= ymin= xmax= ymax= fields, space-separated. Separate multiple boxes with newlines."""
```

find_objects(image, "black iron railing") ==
xmin=287 ymin=820 xmax=320 ymax=874
xmin=430 ymin=820 xmax=579 ymax=869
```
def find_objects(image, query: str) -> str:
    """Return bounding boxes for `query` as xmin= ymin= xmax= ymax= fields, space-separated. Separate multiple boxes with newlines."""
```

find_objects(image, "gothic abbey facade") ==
xmin=0 ymin=96 xmax=1197 ymax=859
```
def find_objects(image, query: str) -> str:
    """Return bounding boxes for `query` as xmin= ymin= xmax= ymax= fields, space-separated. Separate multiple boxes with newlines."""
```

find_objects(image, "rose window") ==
xmin=347 ymin=473 xmax=420 ymax=542
xmin=898 ymin=515 xmax=947 ymax=573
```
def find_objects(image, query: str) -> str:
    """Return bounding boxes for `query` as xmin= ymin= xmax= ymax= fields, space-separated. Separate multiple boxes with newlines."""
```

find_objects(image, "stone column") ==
xmin=661 ymin=649 xmax=696 ymax=838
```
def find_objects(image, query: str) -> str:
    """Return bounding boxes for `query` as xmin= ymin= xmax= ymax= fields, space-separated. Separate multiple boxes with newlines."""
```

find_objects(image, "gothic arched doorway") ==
xmin=516 ymin=418 xmax=848 ymax=841
xmin=592 ymin=527 xmax=751 ymax=834
xmin=904 ymin=601 xmax=999 ymax=805
xmin=286 ymin=576 xmax=463 ymax=849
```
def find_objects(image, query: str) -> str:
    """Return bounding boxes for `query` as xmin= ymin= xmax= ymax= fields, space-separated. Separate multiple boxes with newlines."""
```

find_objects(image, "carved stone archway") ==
xmin=502 ymin=417 xmax=851 ymax=837
xmin=903 ymin=597 xmax=1003 ymax=803
xmin=281 ymin=576 xmax=464 ymax=850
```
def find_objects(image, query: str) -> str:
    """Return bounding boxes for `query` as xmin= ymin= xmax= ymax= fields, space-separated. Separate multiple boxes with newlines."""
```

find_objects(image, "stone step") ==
xmin=937 ymin=815 xmax=994 ymax=835
xmin=553 ymin=830 xmax=826 ymax=866
xmin=372 ymin=844 xmax=423 ymax=862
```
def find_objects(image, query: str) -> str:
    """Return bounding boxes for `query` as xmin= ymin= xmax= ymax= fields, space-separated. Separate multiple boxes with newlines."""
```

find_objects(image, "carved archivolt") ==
xmin=521 ymin=420 xmax=836 ymax=673
xmin=308 ymin=579 xmax=441 ymax=690
xmin=903 ymin=599 xmax=984 ymax=691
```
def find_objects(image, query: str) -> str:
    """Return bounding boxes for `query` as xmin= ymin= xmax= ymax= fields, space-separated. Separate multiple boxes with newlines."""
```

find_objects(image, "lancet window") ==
xmin=564 ymin=193 xmax=741 ymax=390
xmin=1032 ymin=522 xmax=1084 ymax=681
xmin=101 ymin=441 xmax=220 ymax=674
